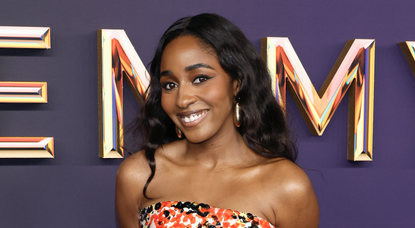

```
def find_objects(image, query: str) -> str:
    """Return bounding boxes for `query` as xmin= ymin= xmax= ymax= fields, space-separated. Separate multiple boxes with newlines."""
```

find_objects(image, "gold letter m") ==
xmin=261 ymin=38 xmax=375 ymax=161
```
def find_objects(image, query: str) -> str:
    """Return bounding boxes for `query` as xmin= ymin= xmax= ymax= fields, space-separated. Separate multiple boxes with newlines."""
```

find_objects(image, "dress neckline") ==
xmin=140 ymin=200 xmax=275 ymax=227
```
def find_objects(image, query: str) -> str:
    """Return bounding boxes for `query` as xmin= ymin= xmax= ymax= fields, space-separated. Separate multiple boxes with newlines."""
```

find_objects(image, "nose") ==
xmin=175 ymin=83 xmax=197 ymax=108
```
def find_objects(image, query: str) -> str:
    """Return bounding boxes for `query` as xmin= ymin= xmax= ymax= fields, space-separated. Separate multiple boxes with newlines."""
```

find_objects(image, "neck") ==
xmin=183 ymin=125 xmax=254 ymax=169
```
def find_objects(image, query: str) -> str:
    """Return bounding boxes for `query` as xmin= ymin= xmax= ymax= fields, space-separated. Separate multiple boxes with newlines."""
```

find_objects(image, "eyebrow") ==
xmin=185 ymin=63 xmax=214 ymax=71
xmin=160 ymin=63 xmax=214 ymax=77
xmin=160 ymin=70 xmax=173 ymax=77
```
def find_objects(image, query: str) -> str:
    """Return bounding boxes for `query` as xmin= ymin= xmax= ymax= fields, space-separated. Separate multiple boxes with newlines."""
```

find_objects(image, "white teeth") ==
xmin=181 ymin=111 xmax=207 ymax=123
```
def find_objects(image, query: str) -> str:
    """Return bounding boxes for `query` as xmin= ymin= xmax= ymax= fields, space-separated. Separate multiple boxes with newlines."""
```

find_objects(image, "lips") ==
xmin=177 ymin=110 xmax=208 ymax=127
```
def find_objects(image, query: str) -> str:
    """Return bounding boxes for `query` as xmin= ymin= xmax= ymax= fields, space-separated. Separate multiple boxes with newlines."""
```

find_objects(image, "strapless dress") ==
xmin=139 ymin=201 xmax=275 ymax=228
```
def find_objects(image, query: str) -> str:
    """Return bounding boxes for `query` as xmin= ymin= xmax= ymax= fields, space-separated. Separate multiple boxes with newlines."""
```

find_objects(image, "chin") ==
xmin=184 ymin=132 xmax=212 ymax=144
xmin=185 ymin=137 xmax=207 ymax=144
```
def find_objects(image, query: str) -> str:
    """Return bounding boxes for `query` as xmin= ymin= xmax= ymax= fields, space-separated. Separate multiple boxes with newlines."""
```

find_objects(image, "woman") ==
xmin=116 ymin=13 xmax=319 ymax=228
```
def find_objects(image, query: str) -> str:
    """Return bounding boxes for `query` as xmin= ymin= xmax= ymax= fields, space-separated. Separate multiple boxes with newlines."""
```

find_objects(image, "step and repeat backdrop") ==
xmin=1 ymin=0 xmax=415 ymax=227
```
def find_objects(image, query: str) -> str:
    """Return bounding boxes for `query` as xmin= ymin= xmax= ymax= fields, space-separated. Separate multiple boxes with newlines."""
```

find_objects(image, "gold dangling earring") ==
xmin=234 ymin=103 xmax=241 ymax=127
xmin=176 ymin=125 xmax=182 ymax=138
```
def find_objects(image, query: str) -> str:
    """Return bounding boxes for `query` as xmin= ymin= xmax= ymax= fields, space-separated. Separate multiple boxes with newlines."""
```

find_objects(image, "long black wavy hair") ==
xmin=139 ymin=13 xmax=297 ymax=198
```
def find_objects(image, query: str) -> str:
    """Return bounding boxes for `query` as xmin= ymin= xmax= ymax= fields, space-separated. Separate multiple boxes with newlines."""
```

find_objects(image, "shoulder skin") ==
xmin=262 ymin=159 xmax=320 ymax=228
xmin=115 ymin=151 xmax=150 ymax=228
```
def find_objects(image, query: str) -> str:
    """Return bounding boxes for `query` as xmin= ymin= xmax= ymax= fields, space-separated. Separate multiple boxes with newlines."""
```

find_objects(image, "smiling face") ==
xmin=160 ymin=35 xmax=239 ymax=143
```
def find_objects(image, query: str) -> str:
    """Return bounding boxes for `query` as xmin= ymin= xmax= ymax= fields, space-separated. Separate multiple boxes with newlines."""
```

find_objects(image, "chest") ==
xmin=144 ymin=165 xmax=273 ymax=220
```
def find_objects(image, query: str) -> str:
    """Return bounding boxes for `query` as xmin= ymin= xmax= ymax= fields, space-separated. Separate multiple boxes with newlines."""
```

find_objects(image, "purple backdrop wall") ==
xmin=1 ymin=0 xmax=414 ymax=227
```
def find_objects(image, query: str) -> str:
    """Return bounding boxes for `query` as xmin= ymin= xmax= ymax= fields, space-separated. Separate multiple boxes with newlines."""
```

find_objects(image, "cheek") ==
xmin=161 ymin=93 xmax=174 ymax=117
xmin=204 ymin=83 xmax=234 ymax=108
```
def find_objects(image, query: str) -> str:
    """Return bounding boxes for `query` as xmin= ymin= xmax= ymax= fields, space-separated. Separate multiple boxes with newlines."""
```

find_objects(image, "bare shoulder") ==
xmin=262 ymin=159 xmax=315 ymax=203
xmin=118 ymin=150 xmax=150 ymax=172
xmin=266 ymin=159 xmax=312 ymax=187
xmin=262 ymin=159 xmax=319 ymax=228
xmin=116 ymin=150 xmax=151 ymax=228
xmin=116 ymin=150 xmax=151 ymax=192
xmin=115 ymin=140 xmax=182 ymax=203
xmin=116 ymin=140 xmax=184 ymax=191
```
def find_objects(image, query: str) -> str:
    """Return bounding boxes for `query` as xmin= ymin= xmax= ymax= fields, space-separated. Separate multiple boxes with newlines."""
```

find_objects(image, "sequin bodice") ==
xmin=139 ymin=201 xmax=275 ymax=228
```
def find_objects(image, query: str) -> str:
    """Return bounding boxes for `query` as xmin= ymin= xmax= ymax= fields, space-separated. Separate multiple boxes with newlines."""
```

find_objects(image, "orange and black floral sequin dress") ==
xmin=139 ymin=201 xmax=275 ymax=228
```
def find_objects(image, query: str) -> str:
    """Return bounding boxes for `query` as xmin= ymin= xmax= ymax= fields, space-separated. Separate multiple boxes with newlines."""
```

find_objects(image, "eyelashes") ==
xmin=161 ymin=75 xmax=213 ymax=90
xmin=193 ymin=75 xmax=212 ymax=84
xmin=161 ymin=82 xmax=177 ymax=90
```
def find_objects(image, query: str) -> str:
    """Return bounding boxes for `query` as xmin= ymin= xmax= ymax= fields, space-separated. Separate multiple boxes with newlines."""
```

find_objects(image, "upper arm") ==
xmin=269 ymin=162 xmax=319 ymax=228
xmin=115 ymin=152 xmax=149 ymax=228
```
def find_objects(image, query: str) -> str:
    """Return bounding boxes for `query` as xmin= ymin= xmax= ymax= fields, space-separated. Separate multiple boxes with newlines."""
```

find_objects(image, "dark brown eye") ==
xmin=162 ymin=82 xmax=177 ymax=90
xmin=193 ymin=75 xmax=211 ymax=84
